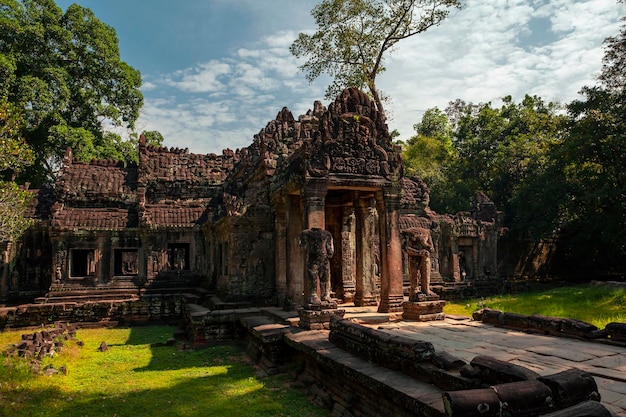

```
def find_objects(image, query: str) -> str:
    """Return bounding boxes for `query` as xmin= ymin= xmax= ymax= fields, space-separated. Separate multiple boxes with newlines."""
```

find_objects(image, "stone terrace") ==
xmin=268 ymin=306 xmax=624 ymax=417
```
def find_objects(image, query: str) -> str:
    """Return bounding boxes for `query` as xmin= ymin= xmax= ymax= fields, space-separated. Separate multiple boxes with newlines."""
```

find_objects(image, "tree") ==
xmin=290 ymin=0 xmax=462 ymax=118
xmin=0 ymin=98 xmax=34 ymax=179
xmin=0 ymin=0 xmax=143 ymax=186
xmin=449 ymin=95 xmax=566 ymax=217
xmin=599 ymin=0 xmax=626 ymax=92
xmin=0 ymin=97 xmax=34 ymax=242
xmin=0 ymin=181 xmax=33 ymax=242
xmin=141 ymin=130 xmax=165 ymax=147
xmin=401 ymin=108 xmax=459 ymax=212
xmin=553 ymin=8 xmax=626 ymax=268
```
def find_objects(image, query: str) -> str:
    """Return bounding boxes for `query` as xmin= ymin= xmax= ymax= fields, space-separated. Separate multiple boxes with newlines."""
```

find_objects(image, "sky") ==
xmin=53 ymin=0 xmax=626 ymax=155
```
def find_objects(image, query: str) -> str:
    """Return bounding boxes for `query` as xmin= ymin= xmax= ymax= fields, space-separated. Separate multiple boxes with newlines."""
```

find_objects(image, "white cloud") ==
xmin=381 ymin=0 xmax=625 ymax=140
xmin=139 ymin=0 xmax=626 ymax=152
xmin=165 ymin=61 xmax=231 ymax=93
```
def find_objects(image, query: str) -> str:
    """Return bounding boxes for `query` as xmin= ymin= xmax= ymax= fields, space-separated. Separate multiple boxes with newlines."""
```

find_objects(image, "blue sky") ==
xmin=54 ymin=0 xmax=625 ymax=154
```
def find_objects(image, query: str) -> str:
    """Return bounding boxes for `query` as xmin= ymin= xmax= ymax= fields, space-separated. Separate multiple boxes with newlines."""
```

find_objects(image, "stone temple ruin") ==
xmin=1 ymin=87 xmax=500 ymax=311
xmin=0 ymin=88 xmax=619 ymax=417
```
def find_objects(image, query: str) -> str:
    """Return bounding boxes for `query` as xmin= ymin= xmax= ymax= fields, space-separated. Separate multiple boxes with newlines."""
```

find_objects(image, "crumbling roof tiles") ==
xmin=140 ymin=146 xmax=235 ymax=185
xmin=53 ymin=207 xmax=138 ymax=229
xmin=56 ymin=159 xmax=137 ymax=204
xmin=142 ymin=204 xmax=208 ymax=227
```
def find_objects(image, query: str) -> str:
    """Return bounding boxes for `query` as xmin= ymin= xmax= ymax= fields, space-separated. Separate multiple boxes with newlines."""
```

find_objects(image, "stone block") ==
xmin=540 ymin=400 xmax=613 ymax=417
xmin=560 ymin=318 xmax=598 ymax=338
xmin=466 ymin=355 xmax=540 ymax=384
xmin=443 ymin=388 xmax=500 ymax=417
xmin=539 ymin=369 xmax=601 ymax=408
xmin=298 ymin=308 xmax=345 ymax=330
xmin=401 ymin=300 xmax=446 ymax=321
xmin=605 ymin=322 xmax=626 ymax=341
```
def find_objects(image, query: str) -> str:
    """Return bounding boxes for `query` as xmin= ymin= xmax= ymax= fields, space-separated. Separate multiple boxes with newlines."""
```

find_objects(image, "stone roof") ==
xmin=52 ymin=207 xmax=138 ymax=229
xmin=55 ymin=154 xmax=137 ymax=205
xmin=139 ymin=145 xmax=234 ymax=185
xmin=141 ymin=204 xmax=208 ymax=227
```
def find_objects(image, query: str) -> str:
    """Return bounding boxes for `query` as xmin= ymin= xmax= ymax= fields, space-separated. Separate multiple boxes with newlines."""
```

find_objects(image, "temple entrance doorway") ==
xmin=324 ymin=189 xmax=380 ymax=306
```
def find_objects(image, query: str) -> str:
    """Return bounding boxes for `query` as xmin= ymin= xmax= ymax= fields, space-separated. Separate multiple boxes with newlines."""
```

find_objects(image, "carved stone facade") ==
xmin=2 ymin=88 xmax=501 ymax=308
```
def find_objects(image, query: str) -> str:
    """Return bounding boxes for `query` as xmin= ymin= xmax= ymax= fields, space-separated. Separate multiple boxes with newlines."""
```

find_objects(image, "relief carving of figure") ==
xmin=402 ymin=227 xmax=438 ymax=301
xmin=300 ymin=228 xmax=334 ymax=306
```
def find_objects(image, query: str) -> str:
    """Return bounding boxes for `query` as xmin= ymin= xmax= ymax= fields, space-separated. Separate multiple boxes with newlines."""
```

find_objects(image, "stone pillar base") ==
xmin=354 ymin=296 xmax=378 ymax=307
xmin=402 ymin=300 xmax=447 ymax=321
xmin=298 ymin=307 xmax=345 ymax=330
xmin=378 ymin=295 xmax=404 ymax=313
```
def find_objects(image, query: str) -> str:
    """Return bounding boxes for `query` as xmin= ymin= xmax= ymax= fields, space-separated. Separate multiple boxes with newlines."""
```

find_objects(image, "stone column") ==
xmin=0 ymin=241 xmax=9 ymax=304
xmin=377 ymin=188 xmax=404 ymax=313
xmin=274 ymin=195 xmax=288 ymax=304
xmin=303 ymin=180 xmax=327 ymax=229
xmin=341 ymin=205 xmax=356 ymax=303
xmin=473 ymin=240 xmax=479 ymax=281
xmin=430 ymin=226 xmax=443 ymax=283
xmin=354 ymin=196 xmax=377 ymax=306
xmin=286 ymin=195 xmax=304 ymax=308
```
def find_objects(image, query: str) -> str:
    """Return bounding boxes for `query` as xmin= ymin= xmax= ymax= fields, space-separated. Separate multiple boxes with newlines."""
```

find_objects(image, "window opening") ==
xmin=168 ymin=243 xmax=190 ymax=270
xmin=70 ymin=249 xmax=96 ymax=277
xmin=114 ymin=249 xmax=139 ymax=276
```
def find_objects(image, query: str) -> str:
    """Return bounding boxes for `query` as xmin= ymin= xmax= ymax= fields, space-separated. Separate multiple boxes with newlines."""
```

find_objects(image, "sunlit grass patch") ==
xmin=0 ymin=325 xmax=328 ymax=417
xmin=444 ymin=283 xmax=626 ymax=329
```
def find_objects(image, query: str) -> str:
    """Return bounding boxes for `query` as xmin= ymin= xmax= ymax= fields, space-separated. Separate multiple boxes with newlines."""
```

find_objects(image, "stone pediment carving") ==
xmin=303 ymin=88 xmax=402 ymax=181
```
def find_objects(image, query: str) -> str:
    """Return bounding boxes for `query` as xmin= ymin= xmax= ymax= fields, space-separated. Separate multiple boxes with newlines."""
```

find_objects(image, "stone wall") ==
xmin=0 ymin=295 xmax=184 ymax=330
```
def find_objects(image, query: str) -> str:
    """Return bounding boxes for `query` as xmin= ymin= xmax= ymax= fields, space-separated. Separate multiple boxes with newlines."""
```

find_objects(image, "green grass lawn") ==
xmin=0 ymin=326 xmax=329 ymax=417
xmin=444 ymin=283 xmax=626 ymax=329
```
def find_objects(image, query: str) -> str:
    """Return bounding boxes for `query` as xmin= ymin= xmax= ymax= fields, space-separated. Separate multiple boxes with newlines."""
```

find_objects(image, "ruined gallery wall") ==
xmin=8 ymin=225 xmax=52 ymax=297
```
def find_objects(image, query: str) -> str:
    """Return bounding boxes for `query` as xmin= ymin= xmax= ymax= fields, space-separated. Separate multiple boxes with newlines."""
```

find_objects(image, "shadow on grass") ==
xmin=1 ymin=326 xmax=327 ymax=417
xmin=1 ymin=370 xmax=318 ymax=417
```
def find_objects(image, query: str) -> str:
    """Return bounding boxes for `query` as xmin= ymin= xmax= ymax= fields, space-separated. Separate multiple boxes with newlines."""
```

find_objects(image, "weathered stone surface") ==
xmin=466 ymin=355 xmax=541 ymax=384
xmin=539 ymin=369 xmax=601 ymax=408
xmin=493 ymin=379 xmax=555 ymax=416
xmin=539 ymin=400 xmax=613 ymax=417
xmin=402 ymin=300 xmax=446 ymax=321
xmin=606 ymin=322 xmax=626 ymax=341
xmin=430 ymin=351 xmax=467 ymax=371
xmin=298 ymin=308 xmax=345 ymax=330
xmin=328 ymin=317 xmax=436 ymax=382
xmin=443 ymin=388 xmax=500 ymax=417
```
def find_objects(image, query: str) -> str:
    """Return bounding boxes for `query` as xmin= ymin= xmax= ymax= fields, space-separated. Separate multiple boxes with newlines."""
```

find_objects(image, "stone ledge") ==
xmin=473 ymin=308 xmax=610 ymax=341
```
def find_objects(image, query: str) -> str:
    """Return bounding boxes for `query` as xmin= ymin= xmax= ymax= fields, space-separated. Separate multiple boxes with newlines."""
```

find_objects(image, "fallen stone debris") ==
xmin=2 ymin=322 xmax=80 ymax=375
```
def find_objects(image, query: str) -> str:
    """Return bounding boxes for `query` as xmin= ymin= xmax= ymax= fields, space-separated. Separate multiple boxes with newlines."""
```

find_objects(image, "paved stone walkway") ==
xmin=369 ymin=317 xmax=626 ymax=416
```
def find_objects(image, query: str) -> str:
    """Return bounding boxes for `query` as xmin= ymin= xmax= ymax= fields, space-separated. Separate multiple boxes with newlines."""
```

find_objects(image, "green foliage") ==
xmin=402 ymin=108 xmax=460 ymax=212
xmin=0 ymin=98 xmax=34 ymax=177
xmin=599 ymin=14 xmax=626 ymax=92
xmin=0 ymin=326 xmax=329 ymax=417
xmin=142 ymin=129 xmax=165 ymax=147
xmin=556 ymin=86 xmax=626 ymax=266
xmin=0 ymin=97 xmax=34 ymax=242
xmin=290 ymin=0 xmax=462 ymax=116
xmin=0 ymin=181 xmax=33 ymax=242
xmin=406 ymin=96 xmax=567 ymax=216
xmin=444 ymin=284 xmax=626 ymax=329
xmin=0 ymin=0 xmax=143 ymax=185
xmin=451 ymin=95 xmax=567 ymax=215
